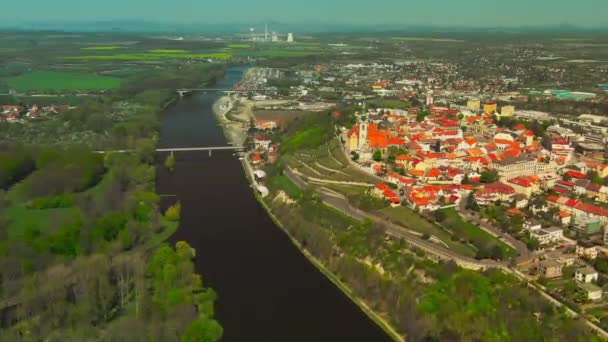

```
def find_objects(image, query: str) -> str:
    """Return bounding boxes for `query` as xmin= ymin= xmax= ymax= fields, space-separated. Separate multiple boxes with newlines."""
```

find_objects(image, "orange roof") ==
xmin=408 ymin=169 xmax=425 ymax=177
xmin=427 ymin=168 xmax=441 ymax=178
xmin=348 ymin=124 xmax=359 ymax=137
xmin=507 ymin=208 xmax=522 ymax=215
xmin=465 ymin=116 xmax=481 ymax=124
xmin=466 ymin=148 xmax=484 ymax=157
xmin=494 ymin=138 xmax=514 ymax=145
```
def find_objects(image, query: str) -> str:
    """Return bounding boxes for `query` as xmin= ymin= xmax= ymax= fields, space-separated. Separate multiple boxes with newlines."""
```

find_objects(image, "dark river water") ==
xmin=156 ymin=66 xmax=391 ymax=342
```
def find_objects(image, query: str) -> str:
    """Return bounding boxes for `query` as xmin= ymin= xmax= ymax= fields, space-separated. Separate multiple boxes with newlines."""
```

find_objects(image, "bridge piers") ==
xmin=209 ymin=150 xmax=212 ymax=157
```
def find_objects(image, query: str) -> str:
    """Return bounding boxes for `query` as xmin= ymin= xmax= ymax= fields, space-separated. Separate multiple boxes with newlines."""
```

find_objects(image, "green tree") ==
xmin=165 ymin=202 xmax=181 ymax=222
xmin=480 ymin=170 xmax=499 ymax=183
xmin=434 ymin=210 xmax=447 ymax=222
xmin=136 ymin=138 xmax=156 ymax=164
xmin=165 ymin=153 xmax=176 ymax=172
xmin=181 ymin=317 xmax=223 ymax=342
xmin=372 ymin=149 xmax=382 ymax=162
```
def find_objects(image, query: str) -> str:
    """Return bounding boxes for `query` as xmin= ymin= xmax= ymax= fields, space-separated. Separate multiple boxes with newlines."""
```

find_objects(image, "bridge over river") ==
xmin=95 ymin=145 xmax=245 ymax=156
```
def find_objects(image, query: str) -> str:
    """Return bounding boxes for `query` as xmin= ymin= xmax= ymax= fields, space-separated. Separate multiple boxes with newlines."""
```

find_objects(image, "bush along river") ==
xmin=156 ymin=66 xmax=392 ymax=341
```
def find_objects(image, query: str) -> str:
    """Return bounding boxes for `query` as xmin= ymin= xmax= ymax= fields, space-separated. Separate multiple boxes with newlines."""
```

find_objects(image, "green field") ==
xmin=234 ymin=49 xmax=324 ymax=57
xmin=4 ymin=70 xmax=122 ymax=91
xmin=149 ymin=49 xmax=188 ymax=53
xmin=439 ymin=208 xmax=517 ymax=258
xmin=391 ymin=37 xmax=465 ymax=43
xmin=67 ymin=52 xmax=232 ymax=60
xmin=379 ymin=207 xmax=477 ymax=257
xmin=226 ymin=44 xmax=251 ymax=49
xmin=81 ymin=45 xmax=125 ymax=50
xmin=6 ymin=205 xmax=80 ymax=239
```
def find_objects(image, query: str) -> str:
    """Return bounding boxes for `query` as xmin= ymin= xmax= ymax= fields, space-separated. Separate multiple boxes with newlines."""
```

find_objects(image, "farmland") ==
xmin=81 ymin=45 xmax=126 ymax=50
xmin=4 ymin=70 xmax=122 ymax=91
xmin=66 ymin=52 xmax=232 ymax=60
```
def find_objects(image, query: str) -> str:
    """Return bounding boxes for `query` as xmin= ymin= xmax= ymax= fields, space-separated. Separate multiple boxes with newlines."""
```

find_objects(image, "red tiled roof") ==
xmin=427 ymin=168 xmax=441 ymax=178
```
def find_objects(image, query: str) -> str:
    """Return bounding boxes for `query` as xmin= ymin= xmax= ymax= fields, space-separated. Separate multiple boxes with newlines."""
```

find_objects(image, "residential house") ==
xmin=523 ymin=221 xmax=542 ymax=232
xmin=508 ymin=176 xmax=540 ymax=197
xmin=254 ymin=134 xmax=272 ymax=151
xmin=579 ymin=283 xmax=603 ymax=301
xmin=371 ymin=182 xmax=401 ymax=207
xmin=576 ymin=241 xmax=599 ymax=260
xmin=474 ymin=182 xmax=515 ymax=206
xmin=554 ymin=210 xmax=572 ymax=225
xmin=538 ymin=260 xmax=563 ymax=278
xmin=575 ymin=267 xmax=599 ymax=283
xmin=531 ymin=227 xmax=563 ymax=245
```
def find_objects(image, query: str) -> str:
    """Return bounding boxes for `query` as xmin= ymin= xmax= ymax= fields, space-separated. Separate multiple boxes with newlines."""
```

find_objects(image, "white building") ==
xmin=530 ymin=227 xmax=563 ymax=245
xmin=579 ymin=283 xmax=603 ymax=301
xmin=575 ymin=267 xmax=599 ymax=283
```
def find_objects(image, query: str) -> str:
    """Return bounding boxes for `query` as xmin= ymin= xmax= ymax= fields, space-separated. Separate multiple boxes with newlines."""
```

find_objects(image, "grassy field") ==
xmin=81 ymin=46 xmax=125 ymax=50
xmin=439 ymin=208 xmax=517 ymax=258
xmin=234 ymin=50 xmax=324 ymax=57
xmin=391 ymin=37 xmax=465 ymax=43
xmin=6 ymin=205 xmax=80 ymax=239
xmin=149 ymin=49 xmax=188 ymax=53
xmin=226 ymin=44 xmax=251 ymax=49
xmin=67 ymin=52 xmax=232 ymax=60
xmin=4 ymin=70 xmax=122 ymax=91
xmin=379 ymin=207 xmax=477 ymax=258
xmin=283 ymin=139 xmax=377 ymax=184
xmin=267 ymin=174 xmax=303 ymax=199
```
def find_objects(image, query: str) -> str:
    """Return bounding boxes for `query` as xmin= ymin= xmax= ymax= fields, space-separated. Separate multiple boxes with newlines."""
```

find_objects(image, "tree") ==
xmin=587 ymin=171 xmax=604 ymax=185
xmin=465 ymin=194 xmax=479 ymax=211
xmin=165 ymin=153 xmax=176 ymax=172
xmin=434 ymin=210 xmax=447 ymax=222
xmin=372 ymin=149 xmax=382 ymax=162
xmin=480 ymin=170 xmax=499 ymax=183
xmin=165 ymin=202 xmax=181 ymax=222
xmin=181 ymin=317 xmax=223 ymax=342
xmin=136 ymin=138 xmax=156 ymax=164
xmin=416 ymin=110 xmax=429 ymax=122
xmin=526 ymin=236 xmax=540 ymax=251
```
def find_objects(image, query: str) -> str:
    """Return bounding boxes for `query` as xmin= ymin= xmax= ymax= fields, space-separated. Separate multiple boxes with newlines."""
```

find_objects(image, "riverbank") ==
xmin=212 ymin=95 xmax=252 ymax=146
xmin=240 ymin=156 xmax=403 ymax=342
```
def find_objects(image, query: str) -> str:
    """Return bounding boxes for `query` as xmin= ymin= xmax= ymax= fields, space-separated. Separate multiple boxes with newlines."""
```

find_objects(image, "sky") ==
xmin=3 ymin=0 xmax=608 ymax=28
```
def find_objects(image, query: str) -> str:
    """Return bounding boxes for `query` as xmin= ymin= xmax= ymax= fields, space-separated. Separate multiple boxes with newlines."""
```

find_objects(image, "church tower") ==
xmin=359 ymin=120 xmax=368 ymax=150
xmin=358 ymin=103 xmax=368 ymax=150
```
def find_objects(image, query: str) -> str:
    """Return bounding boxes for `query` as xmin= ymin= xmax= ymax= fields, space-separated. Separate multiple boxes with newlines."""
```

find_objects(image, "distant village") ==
xmin=0 ymin=104 xmax=69 ymax=123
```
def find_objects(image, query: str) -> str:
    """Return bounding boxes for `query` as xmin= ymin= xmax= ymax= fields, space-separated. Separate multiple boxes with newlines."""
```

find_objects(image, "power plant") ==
xmin=246 ymin=23 xmax=294 ymax=43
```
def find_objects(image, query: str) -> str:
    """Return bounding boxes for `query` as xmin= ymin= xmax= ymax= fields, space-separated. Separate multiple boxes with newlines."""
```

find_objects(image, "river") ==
xmin=156 ymin=66 xmax=391 ymax=342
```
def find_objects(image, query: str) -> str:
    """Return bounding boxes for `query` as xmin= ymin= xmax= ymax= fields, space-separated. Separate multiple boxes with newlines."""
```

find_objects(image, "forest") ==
xmin=0 ymin=62 xmax=225 ymax=341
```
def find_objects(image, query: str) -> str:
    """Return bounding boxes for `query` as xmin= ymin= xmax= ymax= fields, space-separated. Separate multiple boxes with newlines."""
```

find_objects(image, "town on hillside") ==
xmin=236 ymin=61 xmax=608 ymax=311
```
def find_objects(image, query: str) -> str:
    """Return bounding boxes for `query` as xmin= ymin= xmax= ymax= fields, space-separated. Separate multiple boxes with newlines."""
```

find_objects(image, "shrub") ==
xmin=165 ymin=201 xmax=181 ymax=222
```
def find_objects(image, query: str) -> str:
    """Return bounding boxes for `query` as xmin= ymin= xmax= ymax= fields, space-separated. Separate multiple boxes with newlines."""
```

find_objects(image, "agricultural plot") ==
xmin=81 ymin=46 xmax=126 ymax=50
xmin=4 ymin=70 xmax=122 ymax=91
xmin=67 ymin=52 xmax=232 ymax=60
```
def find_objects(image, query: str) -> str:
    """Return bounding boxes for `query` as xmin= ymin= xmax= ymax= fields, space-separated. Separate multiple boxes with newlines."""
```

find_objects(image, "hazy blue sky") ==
xmin=3 ymin=0 xmax=608 ymax=27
